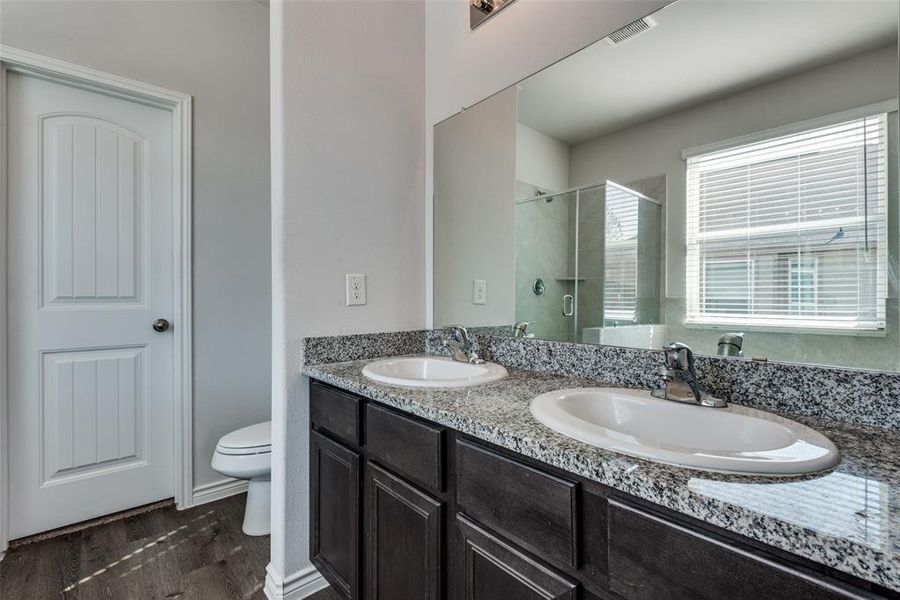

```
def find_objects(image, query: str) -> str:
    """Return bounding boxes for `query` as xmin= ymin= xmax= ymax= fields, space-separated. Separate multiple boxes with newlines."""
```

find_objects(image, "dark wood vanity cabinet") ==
xmin=309 ymin=381 xmax=896 ymax=600
xmin=310 ymin=381 xmax=446 ymax=600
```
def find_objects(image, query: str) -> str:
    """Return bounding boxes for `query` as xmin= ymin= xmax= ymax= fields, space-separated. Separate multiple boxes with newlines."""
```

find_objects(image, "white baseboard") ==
xmin=190 ymin=478 xmax=249 ymax=507
xmin=264 ymin=563 xmax=328 ymax=600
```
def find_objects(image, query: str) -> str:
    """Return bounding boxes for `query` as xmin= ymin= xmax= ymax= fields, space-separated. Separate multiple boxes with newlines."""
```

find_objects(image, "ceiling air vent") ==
xmin=604 ymin=16 xmax=657 ymax=47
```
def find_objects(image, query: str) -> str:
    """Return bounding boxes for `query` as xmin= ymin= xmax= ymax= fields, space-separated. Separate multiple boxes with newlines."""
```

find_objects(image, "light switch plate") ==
xmin=473 ymin=279 xmax=487 ymax=305
xmin=346 ymin=274 xmax=366 ymax=306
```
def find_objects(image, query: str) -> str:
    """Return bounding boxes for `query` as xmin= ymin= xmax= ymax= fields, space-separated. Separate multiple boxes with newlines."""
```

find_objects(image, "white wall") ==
xmin=516 ymin=122 xmax=569 ymax=192
xmin=434 ymin=87 xmax=517 ymax=327
xmin=0 ymin=1 xmax=271 ymax=492
xmin=425 ymin=0 xmax=673 ymax=325
xmin=269 ymin=0 xmax=425 ymax=594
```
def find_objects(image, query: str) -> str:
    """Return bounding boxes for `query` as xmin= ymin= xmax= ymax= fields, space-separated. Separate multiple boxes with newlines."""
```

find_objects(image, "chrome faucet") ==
xmin=513 ymin=321 xmax=532 ymax=338
xmin=651 ymin=342 xmax=726 ymax=408
xmin=444 ymin=325 xmax=485 ymax=364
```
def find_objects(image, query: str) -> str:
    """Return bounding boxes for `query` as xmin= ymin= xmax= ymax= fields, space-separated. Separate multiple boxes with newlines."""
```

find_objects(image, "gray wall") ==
xmin=516 ymin=122 xmax=569 ymax=192
xmin=569 ymin=45 xmax=899 ymax=369
xmin=271 ymin=0 xmax=426 ymax=589
xmin=434 ymin=87 xmax=517 ymax=327
xmin=1 ymin=0 xmax=272 ymax=489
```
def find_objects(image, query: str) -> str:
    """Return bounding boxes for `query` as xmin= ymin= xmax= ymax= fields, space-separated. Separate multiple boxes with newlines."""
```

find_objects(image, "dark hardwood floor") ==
xmin=0 ymin=494 xmax=344 ymax=600
xmin=0 ymin=494 xmax=272 ymax=599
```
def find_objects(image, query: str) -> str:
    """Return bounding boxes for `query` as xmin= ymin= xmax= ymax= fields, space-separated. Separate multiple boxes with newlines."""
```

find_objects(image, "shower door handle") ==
xmin=562 ymin=294 xmax=574 ymax=317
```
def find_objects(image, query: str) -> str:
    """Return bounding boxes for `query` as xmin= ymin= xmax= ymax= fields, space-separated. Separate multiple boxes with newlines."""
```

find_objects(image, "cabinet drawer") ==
xmin=311 ymin=382 xmax=362 ymax=446
xmin=366 ymin=403 xmax=445 ymax=492
xmin=608 ymin=500 xmax=866 ymax=600
xmin=455 ymin=439 xmax=579 ymax=568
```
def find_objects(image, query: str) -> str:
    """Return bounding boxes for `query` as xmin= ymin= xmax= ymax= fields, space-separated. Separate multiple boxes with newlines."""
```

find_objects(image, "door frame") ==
xmin=0 ymin=44 xmax=194 ymax=557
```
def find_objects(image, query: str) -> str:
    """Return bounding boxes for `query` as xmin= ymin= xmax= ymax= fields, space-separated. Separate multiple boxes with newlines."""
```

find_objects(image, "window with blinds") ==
xmin=685 ymin=113 xmax=888 ymax=332
xmin=604 ymin=185 xmax=639 ymax=321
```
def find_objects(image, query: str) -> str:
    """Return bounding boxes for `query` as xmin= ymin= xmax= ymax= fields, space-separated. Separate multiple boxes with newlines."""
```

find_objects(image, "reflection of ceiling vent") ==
xmin=604 ymin=16 xmax=657 ymax=47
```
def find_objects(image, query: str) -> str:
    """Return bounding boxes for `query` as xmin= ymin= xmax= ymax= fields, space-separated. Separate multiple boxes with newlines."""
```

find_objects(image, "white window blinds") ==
xmin=685 ymin=113 xmax=889 ymax=331
xmin=604 ymin=185 xmax=639 ymax=321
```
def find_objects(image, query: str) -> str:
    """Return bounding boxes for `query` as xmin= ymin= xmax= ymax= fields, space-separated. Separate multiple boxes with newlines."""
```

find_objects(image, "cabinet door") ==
xmin=367 ymin=462 xmax=444 ymax=600
xmin=456 ymin=514 xmax=578 ymax=600
xmin=311 ymin=431 xmax=361 ymax=600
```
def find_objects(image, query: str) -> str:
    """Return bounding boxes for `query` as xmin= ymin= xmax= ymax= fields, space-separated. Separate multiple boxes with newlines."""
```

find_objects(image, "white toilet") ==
xmin=211 ymin=421 xmax=271 ymax=536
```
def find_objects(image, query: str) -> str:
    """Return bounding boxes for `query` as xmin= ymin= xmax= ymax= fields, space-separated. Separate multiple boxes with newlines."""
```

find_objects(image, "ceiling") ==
xmin=516 ymin=0 xmax=899 ymax=145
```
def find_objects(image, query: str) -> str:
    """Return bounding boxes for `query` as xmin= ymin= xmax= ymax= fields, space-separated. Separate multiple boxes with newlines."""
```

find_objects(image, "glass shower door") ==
xmin=514 ymin=190 xmax=579 ymax=342
xmin=515 ymin=181 xmax=662 ymax=346
xmin=572 ymin=185 xmax=606 ymax=342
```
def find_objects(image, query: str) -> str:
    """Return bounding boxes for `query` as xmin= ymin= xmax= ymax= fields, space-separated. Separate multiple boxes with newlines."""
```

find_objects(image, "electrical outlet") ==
xmin=346 ymin=274 xmax=366 ymax=306
xmin=473 ymin=279 xmax=487 ymax=305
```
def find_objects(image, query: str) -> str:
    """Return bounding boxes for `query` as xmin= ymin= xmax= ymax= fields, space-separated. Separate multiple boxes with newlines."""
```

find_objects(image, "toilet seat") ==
xmin=216 ymin=421 xmax=271 ymax=455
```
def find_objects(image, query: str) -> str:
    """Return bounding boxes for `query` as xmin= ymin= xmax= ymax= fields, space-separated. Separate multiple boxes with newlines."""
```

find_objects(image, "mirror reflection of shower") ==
xmin=514 ymin=181 xmax=664 ymax=347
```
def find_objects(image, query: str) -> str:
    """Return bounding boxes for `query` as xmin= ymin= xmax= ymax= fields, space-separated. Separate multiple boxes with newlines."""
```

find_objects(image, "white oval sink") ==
xmin=530 ymin=388 xmax=839 ymax=475
xmin=362 ymin=355 xmax=508 ymax=388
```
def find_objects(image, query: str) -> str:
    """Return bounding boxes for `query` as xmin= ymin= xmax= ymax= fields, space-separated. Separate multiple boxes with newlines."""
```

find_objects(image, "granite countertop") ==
xmin=303 ymin=357 xmax=900 ymax=593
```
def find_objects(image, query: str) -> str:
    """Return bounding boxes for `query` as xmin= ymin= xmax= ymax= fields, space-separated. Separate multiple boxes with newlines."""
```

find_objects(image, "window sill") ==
xmin=683 ymin=320 xmax=887 ymax=338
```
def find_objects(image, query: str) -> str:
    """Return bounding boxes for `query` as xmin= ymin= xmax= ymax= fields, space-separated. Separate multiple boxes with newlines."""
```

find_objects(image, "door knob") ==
xmin=152 ymin=318 xmax=171 ymax=332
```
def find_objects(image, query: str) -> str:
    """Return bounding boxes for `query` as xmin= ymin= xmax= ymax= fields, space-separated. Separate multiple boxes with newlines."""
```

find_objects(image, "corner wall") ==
xmin=269 ymin=0 xmax=425 ymax=596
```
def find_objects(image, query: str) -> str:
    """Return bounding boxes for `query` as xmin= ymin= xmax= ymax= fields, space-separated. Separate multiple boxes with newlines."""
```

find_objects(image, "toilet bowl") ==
xmin=211 ymin=421 xmax=271 ymax=536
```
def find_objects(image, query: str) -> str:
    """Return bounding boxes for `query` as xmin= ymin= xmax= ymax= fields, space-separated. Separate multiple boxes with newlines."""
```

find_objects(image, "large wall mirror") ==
xmin=433 ymin=0 xmax=900 ymax=371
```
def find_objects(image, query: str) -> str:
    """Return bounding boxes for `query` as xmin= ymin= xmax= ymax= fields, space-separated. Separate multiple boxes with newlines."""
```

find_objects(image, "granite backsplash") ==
xmin=302 ymin=329 xmax=900 ymax=431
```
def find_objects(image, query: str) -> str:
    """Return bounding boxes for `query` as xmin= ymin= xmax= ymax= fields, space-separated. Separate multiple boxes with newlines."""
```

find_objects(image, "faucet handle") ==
xmin=658 ymin=342 xmax=726 ymax=408
xmin=447 ymin=324 xmax=469 ymax=342
xmin=443 ymin=339 xmax=468 ymax=362
xmin=662 ymin=342 xmax=695 ymax=374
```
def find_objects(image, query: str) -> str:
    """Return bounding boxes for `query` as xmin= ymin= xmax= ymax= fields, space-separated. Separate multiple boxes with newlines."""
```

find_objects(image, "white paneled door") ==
xmin=8 ymin=72 xmax=175 ymax=538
